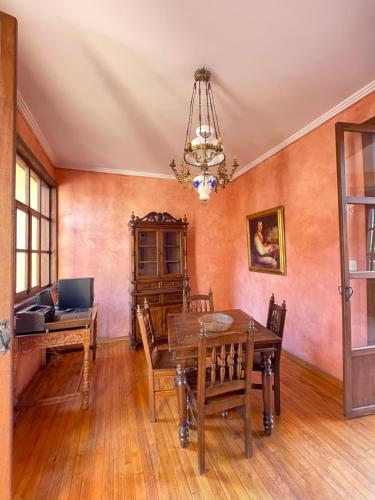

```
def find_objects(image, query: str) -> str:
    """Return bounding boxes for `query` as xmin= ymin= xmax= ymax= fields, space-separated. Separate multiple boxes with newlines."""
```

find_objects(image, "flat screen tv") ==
xmin=58 ymin=277 xmax=94 ymax=310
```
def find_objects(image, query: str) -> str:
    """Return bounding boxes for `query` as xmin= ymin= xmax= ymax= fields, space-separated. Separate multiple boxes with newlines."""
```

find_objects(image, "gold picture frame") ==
xmin=246 ymin=206 xmax=286 ymax=275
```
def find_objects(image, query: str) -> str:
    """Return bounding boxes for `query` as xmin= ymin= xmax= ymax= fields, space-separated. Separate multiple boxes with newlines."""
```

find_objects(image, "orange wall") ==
xmin=56 ymin=170 xmax=232 ymax=338
xmin=15 ymin=110 xmax=56 ymax=395
xmin=56 ymin=92 xmax=375 ymax=380
xmin=225 ymin=92 xmax=375 ymax=380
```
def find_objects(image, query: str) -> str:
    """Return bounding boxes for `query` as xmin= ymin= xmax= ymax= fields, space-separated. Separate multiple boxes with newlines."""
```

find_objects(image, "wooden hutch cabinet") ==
xmin=128 ymin=212 xmax=189 ymax=349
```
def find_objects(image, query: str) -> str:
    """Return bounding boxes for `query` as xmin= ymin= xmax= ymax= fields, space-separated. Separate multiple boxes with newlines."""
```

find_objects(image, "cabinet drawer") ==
xmin=137 ymin=280 xmax=160 ymax=291
xmin=162 ymin=279 xmax=182 ymax=289
xmin=136 ymin=294 xmax=160 ymax=305
xmin=162 ymin=292 xmax=182 ymax=303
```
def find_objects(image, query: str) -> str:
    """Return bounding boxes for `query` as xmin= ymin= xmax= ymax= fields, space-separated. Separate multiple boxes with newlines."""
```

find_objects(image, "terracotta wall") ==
xmin=15 ymin=110 xmax=56 ymax=395
xmin=225 ymin=92 xmax=375 ymax=380
xmin=57 ymin=92 xmax=375 ymax=381
xmin=56 ymin=171 xmax=232 ymax=338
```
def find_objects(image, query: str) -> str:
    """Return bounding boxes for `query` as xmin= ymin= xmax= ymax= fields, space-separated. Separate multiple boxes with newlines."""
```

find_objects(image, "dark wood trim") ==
xmin=335 ymin=122 xmax=352 ymax=415
xmin=16 ymin=135 xmax=56 ymax=187
xmin=336 ymin=122 xmax=375 ymax=134
xmin=0 ymin=10 xmax=17 ymax=499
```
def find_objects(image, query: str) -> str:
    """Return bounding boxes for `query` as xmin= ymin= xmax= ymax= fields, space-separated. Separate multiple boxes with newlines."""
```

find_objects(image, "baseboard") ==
xmin=282 ymin=349 xmax=343 ymax=390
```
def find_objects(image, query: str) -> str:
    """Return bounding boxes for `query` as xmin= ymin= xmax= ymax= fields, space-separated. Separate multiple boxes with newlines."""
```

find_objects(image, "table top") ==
xmin=168 ymin=309 xmax=281 ymax=352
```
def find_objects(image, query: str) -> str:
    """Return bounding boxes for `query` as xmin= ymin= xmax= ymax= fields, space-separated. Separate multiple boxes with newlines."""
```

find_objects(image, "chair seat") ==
xmin=153 ymin=349 xmax=176 ymax=371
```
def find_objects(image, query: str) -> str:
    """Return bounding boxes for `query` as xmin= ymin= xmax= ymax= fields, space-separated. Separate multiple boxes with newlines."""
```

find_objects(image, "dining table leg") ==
xmin=261 ymin=352 xmax=274 ymax=436
xmin=175 ymin=362 xmax=189 ymax=448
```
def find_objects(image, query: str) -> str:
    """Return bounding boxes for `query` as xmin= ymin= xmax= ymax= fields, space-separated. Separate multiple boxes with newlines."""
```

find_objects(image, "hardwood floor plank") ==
xmin=13 ymin=339 xmax=375 ymax=499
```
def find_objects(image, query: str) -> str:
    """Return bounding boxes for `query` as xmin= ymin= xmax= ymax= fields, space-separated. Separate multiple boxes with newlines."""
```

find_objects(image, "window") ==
xmin=15 ymin=151 xmax=56 ymax=300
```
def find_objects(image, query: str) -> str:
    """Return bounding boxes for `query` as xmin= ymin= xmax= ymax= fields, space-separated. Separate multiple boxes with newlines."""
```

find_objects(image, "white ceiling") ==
xmin=2 ymin=0 xmax=375 ymax=177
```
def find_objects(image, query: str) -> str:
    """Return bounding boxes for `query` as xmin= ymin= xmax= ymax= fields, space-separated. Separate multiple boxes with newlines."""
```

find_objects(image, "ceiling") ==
xmin=2 ymin=0 xmax=375 ymax=178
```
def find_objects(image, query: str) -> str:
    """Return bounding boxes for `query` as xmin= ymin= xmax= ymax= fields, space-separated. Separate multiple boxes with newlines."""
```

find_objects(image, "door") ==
xmin=336 ymin=121 xmax=375 ymax=417
xmin=0 ymin=10 xmax=17 ymax=498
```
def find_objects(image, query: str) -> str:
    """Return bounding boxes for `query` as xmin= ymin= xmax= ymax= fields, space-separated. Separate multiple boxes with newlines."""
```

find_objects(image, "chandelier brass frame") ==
xmin=170 ymin=67 xmax=239 ymax=201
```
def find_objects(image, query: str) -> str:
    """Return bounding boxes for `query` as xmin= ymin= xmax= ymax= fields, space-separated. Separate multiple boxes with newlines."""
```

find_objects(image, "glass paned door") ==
xmin=137 ymin=230 xmax=158 ymax=277
xmin=162 ymin=231 xmax=182 ymax=275
xmin=336 ymin=121 xmax=375 ymax=417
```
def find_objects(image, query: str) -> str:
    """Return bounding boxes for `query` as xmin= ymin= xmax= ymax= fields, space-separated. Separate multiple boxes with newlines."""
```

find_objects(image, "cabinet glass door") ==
xmin=162 ymin=231 xmax=181 ymax=275
xmin=137 ymin=230 xmax=158 ymax=277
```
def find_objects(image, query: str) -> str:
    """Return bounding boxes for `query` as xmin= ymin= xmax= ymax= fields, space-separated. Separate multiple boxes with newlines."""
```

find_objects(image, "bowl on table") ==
xmin=198 ymin=313 xmax=234 ymax=332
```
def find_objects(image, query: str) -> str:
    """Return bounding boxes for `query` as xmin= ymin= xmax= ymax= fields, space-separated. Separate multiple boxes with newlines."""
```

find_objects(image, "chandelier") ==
xmin=170 ymin=67 xmax=239 ymax=202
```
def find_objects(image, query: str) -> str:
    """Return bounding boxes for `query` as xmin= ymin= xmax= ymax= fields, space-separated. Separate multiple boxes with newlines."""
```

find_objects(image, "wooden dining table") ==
xmin=167 ymin=308 xmax=282 ymax=448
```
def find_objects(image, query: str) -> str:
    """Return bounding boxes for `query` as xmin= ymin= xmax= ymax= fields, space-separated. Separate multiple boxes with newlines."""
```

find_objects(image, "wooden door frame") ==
xmin=0 ymin=10 xmax=17 ymax=498
xmin=336 ymin=121 xmax=375 ymax=417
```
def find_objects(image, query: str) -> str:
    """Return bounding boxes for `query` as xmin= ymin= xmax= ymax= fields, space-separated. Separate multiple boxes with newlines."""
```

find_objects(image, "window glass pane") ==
xmin=16 ymin=160 xmax=27 ymax=204
xmin=41 ymin=219 xmax=49 ymax=251
xmin=16 ymin=209 xmax=28 ymax=249
xmin=31 ymin=253 xmax=39 ymax=288
xmin=30 ymin=171 xmax=40 ymax=211
xmin=16 ymin=252 xmax=27 ymax=293
xmin=344 ymin=131 xmax=375 ymax=197
xmin=31 ymin=216 xmax=39 ymax=250
xmin=350 ymin=278 xmax=375 ymax=348
xmin=41 ymin=183 xmax=50 ymax=216
xmin=41 ymin=254 xmax=50 ymax=287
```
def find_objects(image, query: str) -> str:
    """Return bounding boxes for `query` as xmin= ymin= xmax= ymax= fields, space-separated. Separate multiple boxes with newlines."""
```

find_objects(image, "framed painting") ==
xmin=246 ymin=206 xmax=286 ymax=275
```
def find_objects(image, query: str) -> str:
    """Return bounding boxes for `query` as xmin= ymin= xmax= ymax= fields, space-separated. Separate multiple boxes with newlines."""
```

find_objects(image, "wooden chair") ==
xmin=143 ymin=297 xmax=168 ymax=350
xmin=183 ymin=288 xmax=214 ymax=313
xmin=136 ymin=304 xmax=176 ymax=422
xmin=253 ymin=294 xmax=287 ymax=415
xmin=186 ymin=326 xmax=255 ymax=474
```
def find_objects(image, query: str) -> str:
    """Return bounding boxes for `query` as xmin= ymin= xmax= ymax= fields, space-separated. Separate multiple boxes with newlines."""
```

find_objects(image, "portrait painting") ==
xmin=246 ymin=206 xmax=286 ymax=275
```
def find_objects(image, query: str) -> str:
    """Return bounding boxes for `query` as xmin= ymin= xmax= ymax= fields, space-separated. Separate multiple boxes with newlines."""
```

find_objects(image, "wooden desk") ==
xmin=168 ymin=309 xmax=281 ymax=448
xmin=13 ymin=307 xmax=97 ymax=410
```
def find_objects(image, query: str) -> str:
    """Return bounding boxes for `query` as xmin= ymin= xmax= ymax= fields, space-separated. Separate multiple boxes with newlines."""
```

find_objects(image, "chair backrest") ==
xmin=186 ymin=289 xmax=214 ymax=313
xmin=266 ymin=293 xmax=287 ymax=339
xmin=197 ymin=328 xmax=255 ymax=408
xmin=137 ymin=304 xmax=158 ymax=370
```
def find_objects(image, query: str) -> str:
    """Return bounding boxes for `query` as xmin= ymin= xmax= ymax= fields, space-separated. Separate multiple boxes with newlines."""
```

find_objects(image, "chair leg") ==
xmin=149 ymin=375 xmax=156 ymax=422
xmin=244 ymin=399 xmax=253 ymax=458
xmin=197 ymin=415 xmax=205 ymax=474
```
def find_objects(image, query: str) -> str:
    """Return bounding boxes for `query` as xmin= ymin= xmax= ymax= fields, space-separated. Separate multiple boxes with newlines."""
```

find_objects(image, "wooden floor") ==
xmin=13 ymin=339 xmax=375 ymax=499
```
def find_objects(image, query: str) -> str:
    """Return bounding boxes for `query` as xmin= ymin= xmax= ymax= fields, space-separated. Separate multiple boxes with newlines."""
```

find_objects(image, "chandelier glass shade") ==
xmin=170 ymin=67 xmax=238 ymax=202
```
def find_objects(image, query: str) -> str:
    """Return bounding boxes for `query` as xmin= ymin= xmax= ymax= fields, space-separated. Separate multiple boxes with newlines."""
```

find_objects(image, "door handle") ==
xmin=0 ymin=319 xmax=10 ymax=354
xmin=338 ymin=285 xmax=353 ymax=300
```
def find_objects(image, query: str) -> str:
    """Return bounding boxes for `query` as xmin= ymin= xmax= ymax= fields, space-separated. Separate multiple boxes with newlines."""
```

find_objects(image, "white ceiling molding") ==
xmin=18 ymin=81 xmax=375 ymax=182
xmin=233 ymin=81 xmax=375 ymax=180
xmin=17 ymin=90 xmax=57 ymax=164
xmin=56 ymin=163 xmax=176 ymax=180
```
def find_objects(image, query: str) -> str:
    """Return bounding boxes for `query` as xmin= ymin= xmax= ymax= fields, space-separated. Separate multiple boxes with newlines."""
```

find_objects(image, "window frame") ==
xmin=15 ymin=137 xmax=57 ymax=303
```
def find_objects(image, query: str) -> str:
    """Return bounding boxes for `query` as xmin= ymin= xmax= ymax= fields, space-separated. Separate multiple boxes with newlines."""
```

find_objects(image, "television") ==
xmin=57 ymin=278 xmax=94 ymax=310
xmin=35 ymin=288 xmax=54 ymax=307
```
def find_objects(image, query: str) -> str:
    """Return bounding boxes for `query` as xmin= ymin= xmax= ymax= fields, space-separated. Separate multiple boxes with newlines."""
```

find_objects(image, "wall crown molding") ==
xmin=18 ymin=81 xmax=375 ymax=181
